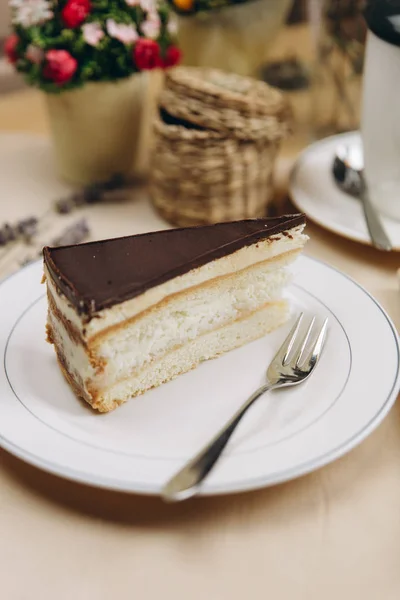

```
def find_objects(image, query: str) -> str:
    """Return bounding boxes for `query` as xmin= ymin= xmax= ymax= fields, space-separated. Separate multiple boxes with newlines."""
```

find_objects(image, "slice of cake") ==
xmin=43 ymin=215 xmax=307 ymax=412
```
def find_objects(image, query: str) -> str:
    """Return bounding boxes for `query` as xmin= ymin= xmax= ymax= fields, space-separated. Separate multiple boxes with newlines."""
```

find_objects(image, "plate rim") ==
xmin=0 ymin=257 xmax=399 ymax=496
xmin=289 ymin=130 xmax=400 ymax=252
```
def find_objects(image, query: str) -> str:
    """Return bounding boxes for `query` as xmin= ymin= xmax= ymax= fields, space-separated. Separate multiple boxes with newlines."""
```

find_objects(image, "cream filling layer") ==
xmin=48 ymin=311 xmax=94 ymax=392
xmin=101 ymin=301 xmax=289 ymax=407
xmin=48 ymin=264 xmax=292 ymax=393
xmin=95 ymin=265 xmax=290 ymax=383
xmin=45 ymin=225 xmax=307 ymax=340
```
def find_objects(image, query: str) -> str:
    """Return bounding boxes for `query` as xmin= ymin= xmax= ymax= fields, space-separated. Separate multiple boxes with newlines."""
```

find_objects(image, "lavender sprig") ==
xmin=19 ymin=219 xmax=91 ymax=269
xmin=17 ymin=217 xmax=39 ymax=240
xmin=0 ymin=217 xmax=38 ymax=246
xmin=54 ymin=174 xmax=126 ymax=215
xmin=0 ymin=174 xmax=125 ymax=277
xmin=50 ymin=219 xmax=90 ymax=247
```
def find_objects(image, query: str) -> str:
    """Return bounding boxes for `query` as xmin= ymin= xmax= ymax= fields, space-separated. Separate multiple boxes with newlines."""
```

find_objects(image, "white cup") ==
xmin=362 ymin=28 xmax=400 ymax=221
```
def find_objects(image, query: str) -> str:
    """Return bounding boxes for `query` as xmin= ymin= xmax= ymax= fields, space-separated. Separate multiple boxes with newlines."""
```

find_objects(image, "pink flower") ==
xmin=82 ymin=22 xmax=104 ymax=46
xmin=125 ymin=0 xmax=155 ymax=9
xmin=106 ymin=19 xmax=138 ymax=45
xmin=62 ymin=0 xmax=91 ymax=28
xmin=26 ymin=44 xmax=44 ymax=64
xmin=43 ymin=50 xmax=78 ymax=85
xmin=141 ymin=13 xmax=161 ymax=39
xmin=10 ymin=0 xmax=53 ymax=27
xmin=134 ymin=38 xmax=162 ymax=70
xmin=4 ymin=34 xmax=19 ymax=64
xmin=167 ymin=17 xmax=178 ymax=36
xmin=139 ymin=0 xmax=156 ymax=11
xmin=163 ymin=45 xmax=181 ymax=68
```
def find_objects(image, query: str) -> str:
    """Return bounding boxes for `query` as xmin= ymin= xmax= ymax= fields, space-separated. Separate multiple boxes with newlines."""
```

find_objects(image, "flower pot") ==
xmin=176 ymin=0 xmax=292 ymax=78
xmin=45 ymin=74 xmax=161 ymax=185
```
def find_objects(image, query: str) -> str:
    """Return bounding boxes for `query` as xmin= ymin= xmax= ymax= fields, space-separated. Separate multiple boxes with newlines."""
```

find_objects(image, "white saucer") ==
xmin=0 ymin=257 xmax=399 ymax=496
xmin=289 ymin=131 xmax=400 ymax=251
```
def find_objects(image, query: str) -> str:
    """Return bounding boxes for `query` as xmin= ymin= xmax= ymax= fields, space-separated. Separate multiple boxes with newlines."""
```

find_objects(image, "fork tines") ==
xmin=277 ymin=313 xmax=328 ymax=371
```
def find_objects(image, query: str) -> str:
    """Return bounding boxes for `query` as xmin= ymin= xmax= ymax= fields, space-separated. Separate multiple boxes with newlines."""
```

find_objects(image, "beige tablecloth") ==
xmin=1 ymin=83 xmax=400 ymax=600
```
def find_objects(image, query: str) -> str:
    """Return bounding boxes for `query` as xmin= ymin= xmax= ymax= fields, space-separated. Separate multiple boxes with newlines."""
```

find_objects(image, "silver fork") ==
xmin=162 ymin=313 xmax=328 ymax=502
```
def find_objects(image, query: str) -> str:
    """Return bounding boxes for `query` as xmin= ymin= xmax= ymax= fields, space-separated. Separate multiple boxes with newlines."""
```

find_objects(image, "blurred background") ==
xmin=0 ymin=0 xmax=369 ymax=180
xmin=0 ymin=0 xmax=367 ymax=139
xmin=0 ymin=1 xmax=311 ymax=93
xmin=0 ymin=1 xmax=16 ymax=93
xmin=0 ymin=0 xmax=370 ymax=252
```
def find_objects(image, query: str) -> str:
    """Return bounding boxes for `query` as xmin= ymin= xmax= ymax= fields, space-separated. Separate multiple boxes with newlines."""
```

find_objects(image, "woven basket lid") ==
xmin=159 ymin=66 xmax=291 ymax=141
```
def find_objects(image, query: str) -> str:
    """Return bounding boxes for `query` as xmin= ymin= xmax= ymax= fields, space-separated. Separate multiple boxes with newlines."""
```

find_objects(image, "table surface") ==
xmin=1 ymin=25 xmax=400 ymax=600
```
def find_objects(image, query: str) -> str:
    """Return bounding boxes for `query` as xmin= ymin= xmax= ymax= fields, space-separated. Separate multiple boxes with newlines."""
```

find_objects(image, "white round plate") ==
xmin=289 ymin=131 xmax=400 ymax=250
xmin=0 ymin=257 xmax=399 ymax=496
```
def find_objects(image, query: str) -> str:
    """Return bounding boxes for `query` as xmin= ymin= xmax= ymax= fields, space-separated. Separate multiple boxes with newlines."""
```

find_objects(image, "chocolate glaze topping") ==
xmin=43 ymin=215 xmax=305 ymax=318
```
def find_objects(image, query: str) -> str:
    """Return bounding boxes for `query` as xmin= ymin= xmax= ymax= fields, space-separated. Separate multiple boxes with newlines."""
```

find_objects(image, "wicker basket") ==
xmin=150 ymin=67 xmax=290 ymax=226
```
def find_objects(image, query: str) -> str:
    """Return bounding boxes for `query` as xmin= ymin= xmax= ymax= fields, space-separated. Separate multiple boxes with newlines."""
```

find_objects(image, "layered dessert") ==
xmin=43 ymin=216 xmax=307 ymax=412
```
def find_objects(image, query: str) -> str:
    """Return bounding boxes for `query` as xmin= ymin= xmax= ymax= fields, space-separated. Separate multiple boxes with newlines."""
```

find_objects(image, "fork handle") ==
xmin=161 ymin=383 xmax=273 ymax=502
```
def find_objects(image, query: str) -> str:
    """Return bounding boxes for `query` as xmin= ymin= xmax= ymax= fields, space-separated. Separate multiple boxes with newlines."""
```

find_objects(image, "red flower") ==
xmin=133 ymin=39 xmax=162 ymax=71
xmin=163 ymin=46 xmax=181 ymax=68
xmin=5 ymin=34 xmax=19 ymax=64
xmin=43 ymin=50 xmax=78 ymax=85
xmin=62 ymin=0 xmax=91 ymax=28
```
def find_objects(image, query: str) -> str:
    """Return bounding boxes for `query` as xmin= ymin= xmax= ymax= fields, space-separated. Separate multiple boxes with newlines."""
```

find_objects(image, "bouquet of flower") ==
xmin=5 ymin=0 xmax=181 ymax=93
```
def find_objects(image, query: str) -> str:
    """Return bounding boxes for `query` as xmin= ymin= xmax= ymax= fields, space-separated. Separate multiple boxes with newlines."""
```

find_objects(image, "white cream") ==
xmin=48 ymin=312 xmax=94 ymax=390
xmin=96 ymin=265 xmax=290 ymax=381
xmin=49 ymin=263 xmax=290 ymax=389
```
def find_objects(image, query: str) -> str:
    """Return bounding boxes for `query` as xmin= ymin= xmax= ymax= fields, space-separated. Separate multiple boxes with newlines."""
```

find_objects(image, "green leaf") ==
xmin=60 ymin=29 xmax=75 ymax=42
